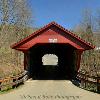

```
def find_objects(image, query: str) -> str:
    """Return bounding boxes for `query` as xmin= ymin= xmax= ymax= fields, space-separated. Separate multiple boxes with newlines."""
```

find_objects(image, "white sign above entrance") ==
xmin=49 ymin=38 xmax=58 ymax=43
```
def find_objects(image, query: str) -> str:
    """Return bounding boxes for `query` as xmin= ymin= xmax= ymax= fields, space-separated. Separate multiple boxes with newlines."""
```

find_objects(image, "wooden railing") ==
xmin=0 ymin=71 xmax=28 ymax=91
xmin=1 ymin=70 xmax=100 ymax=93
xmin=77 ymin=71 xmax=100 ymax=93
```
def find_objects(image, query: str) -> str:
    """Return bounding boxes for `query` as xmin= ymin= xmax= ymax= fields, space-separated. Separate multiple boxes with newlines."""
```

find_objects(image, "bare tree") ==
xmin=73 ymin=9 xmax=100 ymax=76
xmin=0 ymin=0 xmax=33 ymax=76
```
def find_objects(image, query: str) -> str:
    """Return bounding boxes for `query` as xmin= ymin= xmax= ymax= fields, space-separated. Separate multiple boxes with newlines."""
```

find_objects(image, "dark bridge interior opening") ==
xmin=29 ymin=43 xmax=77 ymax=80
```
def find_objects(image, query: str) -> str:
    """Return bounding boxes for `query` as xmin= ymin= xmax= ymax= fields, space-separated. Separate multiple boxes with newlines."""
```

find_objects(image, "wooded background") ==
xmin=0 ymin=0 xmax=100 ymax=78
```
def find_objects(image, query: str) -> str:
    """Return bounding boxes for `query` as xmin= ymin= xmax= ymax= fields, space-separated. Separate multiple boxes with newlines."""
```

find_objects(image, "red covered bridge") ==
xmin=11 ymin=22 xmax=94 ymax=80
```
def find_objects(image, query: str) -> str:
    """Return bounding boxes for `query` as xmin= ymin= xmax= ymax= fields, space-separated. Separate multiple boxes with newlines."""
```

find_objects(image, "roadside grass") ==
xmin=0 ymin=83 xmax=24 ymax=95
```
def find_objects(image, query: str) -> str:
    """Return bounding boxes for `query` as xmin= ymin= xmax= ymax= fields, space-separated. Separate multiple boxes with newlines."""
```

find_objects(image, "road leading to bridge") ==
xmin=0 ymin=80 xmax=100 ymax=100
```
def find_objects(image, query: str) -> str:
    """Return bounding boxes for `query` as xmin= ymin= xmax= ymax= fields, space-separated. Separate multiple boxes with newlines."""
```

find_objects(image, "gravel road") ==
xmin=0 ymin=80 xmax=100 ymax=100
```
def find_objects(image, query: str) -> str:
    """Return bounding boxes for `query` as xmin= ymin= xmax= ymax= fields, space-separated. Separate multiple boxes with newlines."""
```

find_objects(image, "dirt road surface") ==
xmin=0 ymin=80 xmax=100 ymax=100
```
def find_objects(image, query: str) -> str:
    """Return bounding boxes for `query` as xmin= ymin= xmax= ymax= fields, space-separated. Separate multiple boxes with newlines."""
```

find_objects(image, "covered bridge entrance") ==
xmin=11 ymin=22 xmax=94 ymax=80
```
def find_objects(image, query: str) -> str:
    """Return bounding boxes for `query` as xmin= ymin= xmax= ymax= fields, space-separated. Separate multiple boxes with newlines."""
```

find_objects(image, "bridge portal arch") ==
xmin=11 ymin=22 xmax=94 ymax=80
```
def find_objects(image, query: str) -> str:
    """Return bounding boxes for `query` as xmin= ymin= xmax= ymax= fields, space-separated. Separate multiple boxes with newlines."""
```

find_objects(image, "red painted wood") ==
xmin=11 ymin=21 xmax=95 ymax=51
xmin=16 ymin=30 xmax=84 ymax=51
xmin=10 ymin=22 xmax=94 ymax=73
xmin=24 ymin=51 xmax=29 ymax=70
xmin=76 ymin=50 xmax=83 ymax=71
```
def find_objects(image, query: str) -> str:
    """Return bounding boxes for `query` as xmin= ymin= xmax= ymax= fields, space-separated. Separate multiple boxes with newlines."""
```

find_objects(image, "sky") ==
xmin=30 ymin=0 xmax=100 ymax=29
